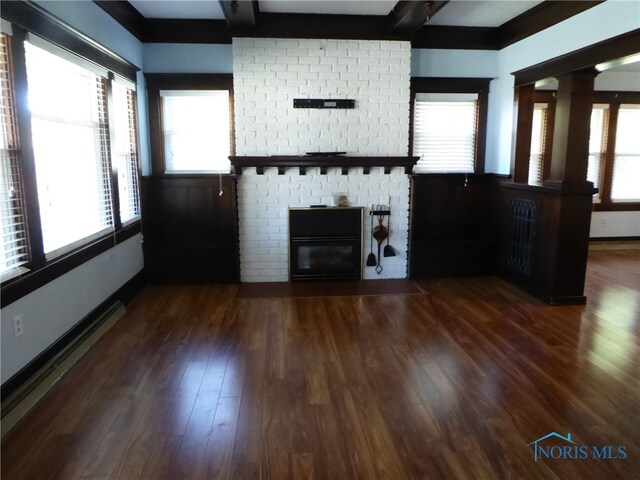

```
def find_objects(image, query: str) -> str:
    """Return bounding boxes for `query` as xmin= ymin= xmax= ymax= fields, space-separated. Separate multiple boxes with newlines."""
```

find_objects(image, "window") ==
xmin=1 ymin=8 xmax=143 ymax=304
xmin=25 ymin=38 xmax=114 ymax=257
xmin=410 ymin=78 xmax=489 ymax=174
xmin=611 ymin=104 xmax=640 ymax=201
xmin=528 ymin=103 xmax=549 ymax=184
xmin=112 ymin=79 xmax=141 ymax=223
xmin=526 ymin=90 xmax=640 ymax=209
xmin=145 ymin=74 xmax=234 ymax=176
xmin=0 ymin=31 xmax=28 ymax=279
xmin=413 ymin=92 xmax=478 ymax=173
xmin=161 ymin=90 xmax=231 ymax=173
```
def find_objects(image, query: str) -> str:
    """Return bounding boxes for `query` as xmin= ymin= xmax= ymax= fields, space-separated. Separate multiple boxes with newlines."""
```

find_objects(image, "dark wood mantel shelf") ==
xmin=229 ymin=156 xmax=419 ymax=175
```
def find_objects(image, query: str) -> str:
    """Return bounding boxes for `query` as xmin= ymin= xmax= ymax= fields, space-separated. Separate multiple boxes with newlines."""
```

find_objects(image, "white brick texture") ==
xmin=233 ymin=38 xmax=412 ymax=282
xmin=233 ymin=38 xmax=411 ymax=156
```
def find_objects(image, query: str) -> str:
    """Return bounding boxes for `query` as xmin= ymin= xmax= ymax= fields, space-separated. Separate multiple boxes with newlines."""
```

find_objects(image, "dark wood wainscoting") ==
xmin=409 ymin=174 xmax=503 ymax=277
xmin=141 ymin=176 xmax=240 ymax=283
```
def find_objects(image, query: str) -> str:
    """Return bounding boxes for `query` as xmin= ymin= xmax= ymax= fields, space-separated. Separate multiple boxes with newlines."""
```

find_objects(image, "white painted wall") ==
xmin=590 ymin=212 xmax=640 ymax=238
xmin=1 ymin=235 xmax=143 ymax=382
xmin=483 ymin=0 xmax=640 ymax=239
xmin=233 ymin=38 xmax=412 ymax=281
xmin=144 ymin=43 xmax=233 ymax=73
xmin=487 ymin=0 xmax=640 ymax=174
xmin=411 ymin=48 xmax=498 ymax=78
xmin=595 ymin=71 xmax=640 ymax=92
xmin=1 ymin=2 xmax=146 ymax=384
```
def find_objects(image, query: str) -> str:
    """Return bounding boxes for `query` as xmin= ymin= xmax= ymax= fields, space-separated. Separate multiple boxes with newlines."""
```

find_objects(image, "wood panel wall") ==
xmin=141 ymin=176 xmax=240 ymax=283
xmin=409 ymin=174 xmax=504 ymax=277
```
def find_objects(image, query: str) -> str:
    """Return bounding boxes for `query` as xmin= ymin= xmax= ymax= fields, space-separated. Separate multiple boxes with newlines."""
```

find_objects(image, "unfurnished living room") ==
xmin=1 ymin=0 xmax=639 ymax=479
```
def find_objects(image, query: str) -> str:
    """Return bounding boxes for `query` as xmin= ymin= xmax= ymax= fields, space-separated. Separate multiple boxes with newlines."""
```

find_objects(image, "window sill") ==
xmin=593 ymin=202 xmax=640 ymax=212
xmin=1 ymin=221 xmax=141 ymax=308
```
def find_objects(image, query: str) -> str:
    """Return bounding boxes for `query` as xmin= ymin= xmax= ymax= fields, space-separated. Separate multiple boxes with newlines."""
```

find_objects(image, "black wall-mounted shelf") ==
xmin=293 ymin=99 xmax=355 ymax=109
xmin=229 ymin=156 xmax=418 ymax=175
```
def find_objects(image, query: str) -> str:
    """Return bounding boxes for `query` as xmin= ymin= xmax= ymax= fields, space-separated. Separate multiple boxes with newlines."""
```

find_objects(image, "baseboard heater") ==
xmin=0 ymin=301 xmax=124 ymax=420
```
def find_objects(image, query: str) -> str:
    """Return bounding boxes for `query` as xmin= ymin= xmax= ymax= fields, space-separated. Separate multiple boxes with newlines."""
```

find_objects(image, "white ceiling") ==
xmin=428 ymin=1 xmax=544 ymax=27
xmin=129 ymin=1 xmax=226 ymax=20
xmin=128 ymin=0 xmax=544 ymax=26
xmin=260 ymin=0 xmax=398 ymax=16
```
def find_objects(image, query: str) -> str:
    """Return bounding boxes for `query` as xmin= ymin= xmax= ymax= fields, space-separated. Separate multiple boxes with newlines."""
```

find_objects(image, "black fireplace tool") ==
xmin=366 ymin=204 xmax=377 ymax=267
xmin=373 ymin=206 xmax=388 ymax=274
xmin=383 ymin=206 xmax=396 ymax=258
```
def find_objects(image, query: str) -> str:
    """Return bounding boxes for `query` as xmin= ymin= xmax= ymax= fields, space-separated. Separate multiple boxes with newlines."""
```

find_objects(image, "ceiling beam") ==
xmin=388 ymin=1 xmax=449 ymax=34
xmin=94 ymin=0 xmax=146 ymax=41
xmin=219 ymin=0 xmax=259 ymax=30
xmin=497 ymin=0 xmax=605 ymax=49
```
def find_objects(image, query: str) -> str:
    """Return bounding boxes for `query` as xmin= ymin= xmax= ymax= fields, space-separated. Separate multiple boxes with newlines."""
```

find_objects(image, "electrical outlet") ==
xmin=13 ymin=315 xmax=23 ymax=337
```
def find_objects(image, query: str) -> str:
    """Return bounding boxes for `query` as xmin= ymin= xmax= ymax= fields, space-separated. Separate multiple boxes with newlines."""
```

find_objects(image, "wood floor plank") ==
xmin=2 ymin=249 xmax=639 ymax=479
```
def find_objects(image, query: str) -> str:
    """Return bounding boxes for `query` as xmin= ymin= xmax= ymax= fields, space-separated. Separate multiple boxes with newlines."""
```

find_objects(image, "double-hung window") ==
xmin=25 ymin=37 xmax=113 ymax=258
xmin=161 ymin=90 xmax=231 ymax=173
xmin=0 ymin=30 xmax=29 ymax=279
xmin=413 ymin=92 xmax=479 ymax=173
xmin=411 ymin=79 xmax=489 ymax=174
xmin=610 ymin=104 xmax=640 ymax=201
xmin=528 ymin=103 xmax=550 ymax=184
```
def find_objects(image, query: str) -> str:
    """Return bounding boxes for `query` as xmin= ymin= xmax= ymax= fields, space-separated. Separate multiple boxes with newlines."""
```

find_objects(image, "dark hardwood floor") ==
xmin=2 ymin=249 xmax=639 ymax=479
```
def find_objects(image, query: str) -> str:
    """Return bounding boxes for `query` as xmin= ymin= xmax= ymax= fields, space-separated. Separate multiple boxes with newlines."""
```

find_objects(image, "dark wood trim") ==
xmin=106 ymin=73 xmax=123 ymax=231
xmin=497 ymin=1 xmax=604 ymax=49
xmin=232 ymin=12 xmax=409 ymax=41
xmin=230 ymin=156 xmax=418 ymax=175
xmin=410 ymin=77 xmax=492 ymax=93
xmin=142 ymin=18 xmax=232 ymax=44
xmin=94 ymin=0 xmax=599 ymax=48
xmin=513 ymin=28 xmax=640 ymax=86
xmin=0 ymin=270 xmax=145 ymax=399
xmin=1 ymin=222 xmax=141 ymax=308
xmin=599 ymin=103 xmax=618 ymax=204
xmin=593 ymin=202 xmax=640 ymax=212
xmin=1 ymin=0 xmax=139 ymax=80
xmin=9 ymin=27 xmax=46 ymax=270
xmin=145 ymin=73 xmax=234 ymax=176
xmin=476 ymin=89 xmax=488 ymax=174
xmin=542 ymin=97 xmax=556 ymax=181
xmin=590 ymin=236 xmax=640 ymax=242
xmin=220 ymin=0 xmax=259 ymax=30
xmin=409 ymin=77 xmax=491 ymax=173
xmin=145 ymin=73 xmax=234 ymax=91
xmin=388 ymin=1 xmax=432 ymax=34
xmin=412 ymin=25 xmax=498 ymax=50
xmin=94 ymin=0 xmax=145 ymax=41
xmin=511 ymin=85 xmax=535 ymax=183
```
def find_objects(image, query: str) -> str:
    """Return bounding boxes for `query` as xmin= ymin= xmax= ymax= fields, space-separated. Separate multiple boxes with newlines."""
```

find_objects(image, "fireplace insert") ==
xmin=289 ymin=207 xmax=363 ymax=281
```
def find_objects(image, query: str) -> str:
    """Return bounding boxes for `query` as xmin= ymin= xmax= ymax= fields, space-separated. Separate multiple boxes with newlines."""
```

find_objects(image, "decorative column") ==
xmin=545 ymin=68 xmax=598 ymax=185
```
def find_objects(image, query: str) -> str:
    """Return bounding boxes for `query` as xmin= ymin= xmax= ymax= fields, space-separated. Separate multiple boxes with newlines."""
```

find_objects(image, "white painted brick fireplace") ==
xmin=233 ymin=38 xmax=412 ymax=282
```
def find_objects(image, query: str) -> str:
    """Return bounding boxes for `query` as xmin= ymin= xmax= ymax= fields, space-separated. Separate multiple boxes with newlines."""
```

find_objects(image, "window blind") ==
xmin=0 ymin=32 xmax=29 ymax=276
xmin=611 ymin=104 xmax=640 ymax=201
xmin=528 ymin=103 xmax=548 ymax=184
xmin=112 ymin=81 xmax=140 ymax=223
xmin=588 ymin=104 xmax=608 ymax=198
xmin=413 ymin=93 xmax=478 ymax=174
